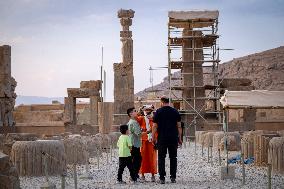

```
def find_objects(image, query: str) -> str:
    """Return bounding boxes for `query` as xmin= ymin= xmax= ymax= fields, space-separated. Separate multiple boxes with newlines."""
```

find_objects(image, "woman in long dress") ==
xmin=137 ymin=105 xmax=157 ymax=182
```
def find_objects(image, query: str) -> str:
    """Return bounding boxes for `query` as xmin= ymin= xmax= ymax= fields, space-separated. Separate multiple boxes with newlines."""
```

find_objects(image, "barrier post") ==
xmin=218 ymin=149 xmax=221 ymax=166
xmin=268 ymin=164 xmax=272 ymax=189
xmin=73 ymin=164 xmax=78 ymax=189
xmin=241 ymin=152 xmax=245 ymax=185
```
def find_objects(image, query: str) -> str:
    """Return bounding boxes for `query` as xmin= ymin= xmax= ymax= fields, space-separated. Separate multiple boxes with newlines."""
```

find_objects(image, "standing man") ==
xmin=127 ymin=107 xmax=142 ymax=180
xmin=152 ymin=96 xmax=182 ymax=184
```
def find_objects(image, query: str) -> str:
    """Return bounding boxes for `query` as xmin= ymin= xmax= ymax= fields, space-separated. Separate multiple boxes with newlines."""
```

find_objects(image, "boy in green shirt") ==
xmin=117 ymin=124 xmax=137 ymax=183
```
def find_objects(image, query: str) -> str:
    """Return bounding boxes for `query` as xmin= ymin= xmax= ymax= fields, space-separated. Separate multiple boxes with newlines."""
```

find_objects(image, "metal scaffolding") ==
xmin=167 ymin=11 xmax=222 ymax=150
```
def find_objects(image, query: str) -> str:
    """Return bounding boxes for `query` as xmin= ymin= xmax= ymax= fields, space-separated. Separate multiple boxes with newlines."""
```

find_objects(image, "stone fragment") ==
xmin=10 ymin=140 xmax=66 ymax=176
xmin=268 ymin=137 xmax=284 ymax=174
xmin=0 ymin=152 xmax=20 ymax=189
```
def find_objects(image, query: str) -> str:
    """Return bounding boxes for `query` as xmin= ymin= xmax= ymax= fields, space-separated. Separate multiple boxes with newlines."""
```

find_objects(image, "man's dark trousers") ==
xmin=158 ymin=143 xmax=177 ymax=180
xmin=131 ymin=146 xmax=142 ymax=179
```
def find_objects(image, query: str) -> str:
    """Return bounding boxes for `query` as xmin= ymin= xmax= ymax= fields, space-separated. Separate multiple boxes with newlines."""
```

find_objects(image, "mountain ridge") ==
xmin=135 ymin=46 xmax=284 ymax=99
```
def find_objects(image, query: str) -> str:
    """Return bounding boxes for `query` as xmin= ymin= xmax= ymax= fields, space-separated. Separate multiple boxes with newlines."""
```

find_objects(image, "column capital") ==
xmin=117 ymin=9 xmax=135 ymax=19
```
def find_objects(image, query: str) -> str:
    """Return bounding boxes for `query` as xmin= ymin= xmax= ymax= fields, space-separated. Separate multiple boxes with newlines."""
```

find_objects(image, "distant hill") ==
xmin=16 ymin=95 xmax=64 ymax=106
xmin=135 ymin=46 xmax=284 ymax=99
xmin=15 ymin=47 xmax=284 ymax=104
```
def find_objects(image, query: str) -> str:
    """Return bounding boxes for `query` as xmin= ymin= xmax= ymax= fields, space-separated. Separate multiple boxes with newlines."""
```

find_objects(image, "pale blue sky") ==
xmin=0 ymin=0 xmax=283 ymax=101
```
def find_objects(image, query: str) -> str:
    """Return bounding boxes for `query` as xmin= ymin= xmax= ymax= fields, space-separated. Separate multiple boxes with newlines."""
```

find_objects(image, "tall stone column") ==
xmin=113 ymin=9 xmax=135 ymax=130
xmin=0 ymin=45 xmax=17 ymax=128
xmin=182 ymin=30 xmax=205 ymax=132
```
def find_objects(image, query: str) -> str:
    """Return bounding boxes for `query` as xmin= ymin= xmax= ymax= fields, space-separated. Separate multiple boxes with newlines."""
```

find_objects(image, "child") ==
xmin=117 ymin=124 xmax=137 ymax=183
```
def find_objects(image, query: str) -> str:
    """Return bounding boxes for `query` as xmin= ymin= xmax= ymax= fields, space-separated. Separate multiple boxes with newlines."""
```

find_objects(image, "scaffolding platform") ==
xmin=168 ymin=10 xmax=222 ymax=139
xmin=170 ymin=85 xmax=218 ymax=90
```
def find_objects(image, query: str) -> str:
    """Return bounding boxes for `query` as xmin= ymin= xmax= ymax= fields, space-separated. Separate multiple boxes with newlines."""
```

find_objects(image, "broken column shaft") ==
xmin=0 ymin=45 xmax=17 ymax=129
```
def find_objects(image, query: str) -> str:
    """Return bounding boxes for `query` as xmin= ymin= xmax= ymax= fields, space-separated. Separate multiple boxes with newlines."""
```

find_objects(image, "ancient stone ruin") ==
xmin=195 ymin=130 xmax=241 ymax=151
xmin=268 ymin=137 xmax=284 ymax=174
xmin=0 ymin=152 xmax=20 ymax=189
xmin=0 ymin=45 xmax=17 ymax=133
xmin=113 ymin=9 xmax=135 ymax=131
xmin=10 ymin=140 xmax=66 ymax=176
xmin=65 ymin=80 xmax=101 ymax=134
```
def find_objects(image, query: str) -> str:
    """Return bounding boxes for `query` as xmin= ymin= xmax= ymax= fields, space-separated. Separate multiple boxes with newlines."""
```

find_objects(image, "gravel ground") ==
xmin=20 ymin=142 xmax=284 ymax=189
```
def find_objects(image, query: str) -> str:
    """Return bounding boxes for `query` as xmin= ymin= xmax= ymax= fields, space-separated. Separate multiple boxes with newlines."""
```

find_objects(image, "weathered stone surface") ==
xmin=90 ymin=96 xmax=99 ymax=126
xmin=108 ymin=132 xmax=121 ymax=147
xmin=278 ymin=130 xmax=284 ymax=137
xmin=65 ymin=80 xmax=101 ymax=132
xmin=98 ymin=102 xmax=113 ymax=134
xmin=94 ymin=133 xmax=111 ymax=150
xmin=212 ymin=131 xmax=225 ymax=149
xmin=10 ymin=140 xmax=66 ymax=176
xmin=0 ymin=152 xmax=20 ymax=189
xmin=82 ymin=135 xmax=102 ymax=157
xmin=63 ymin=135 xmax=88 ymax=164
xmin=195 ymin=131 xmax=209 ymax=144
xmin=77 ymin=105 xmax=91 ymax=125
xmin=80 ymin=80 xmax=102 ymax=90
xmin=202 ymin=131 xmax=216 ymax=147
xmin=113 ymin=9 xmax=135 ymax=129
xmin=210 ymin=131 xmax=240 ymax=151
xmin=268 ymin=137 xmax=284 ymax=174
xmin=3 ymin=133 xmax=38 ymax=155
xmin=219 ymin=78 xmax=252 ymax=88
xmin=120 ymin=31 xmax=132 ymax=38
xmin=241 ymin=130 xmax=278 ymax=159
xmin=0 ymin=45 xmax=17 ymax=130
xmin=67 ymin=88 xmax=100 ymax=98
xmin=0 ymin=134 xmax=4 ymax=151
xmin=219 ymin=134 xmax=241 ymax=151
xmin=117 ymin=9 xmax=135 ymax=18
xmin=5 ymin=133 xmax=38 ymax=143
xmin=254 ymin=133 xmax=279 ymax=166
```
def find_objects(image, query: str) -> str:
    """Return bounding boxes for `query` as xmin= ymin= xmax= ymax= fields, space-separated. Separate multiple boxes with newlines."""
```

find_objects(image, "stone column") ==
xmin=98 ymin=102 xmax=113 ymax=134
xmin=64 ymin=97 xmax=71 ymax=123
xmin=69 ymin=97 xmax=76 ymax=125
xmin=182 ymin=30 xmax=205 ymax=133
xmin=90 ymin=96 xmax=99 ymax=125
xmin=0 ymin=45 xmax=16 ymax=128
xmin=113 ymin=9 xmax=135 ymax=130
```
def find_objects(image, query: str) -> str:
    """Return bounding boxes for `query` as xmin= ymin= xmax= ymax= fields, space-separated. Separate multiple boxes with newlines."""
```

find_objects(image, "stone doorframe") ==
xmin=64 ymin=80 xmax=101 ymax=130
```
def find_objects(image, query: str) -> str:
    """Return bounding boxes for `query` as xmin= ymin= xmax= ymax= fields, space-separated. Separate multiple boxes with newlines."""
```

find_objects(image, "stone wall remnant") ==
xmin=0 ymin=152 xmax=20 ymax=189
xmin=0 ymin=45 xmax=17 ymax=133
